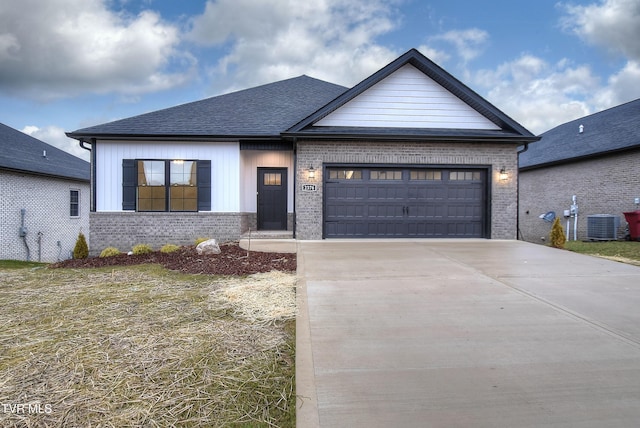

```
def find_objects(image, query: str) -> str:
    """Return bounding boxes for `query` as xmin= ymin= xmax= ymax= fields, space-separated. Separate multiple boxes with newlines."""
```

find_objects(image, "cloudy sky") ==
xmin=1 ymin=0 xmax=639 ymax=161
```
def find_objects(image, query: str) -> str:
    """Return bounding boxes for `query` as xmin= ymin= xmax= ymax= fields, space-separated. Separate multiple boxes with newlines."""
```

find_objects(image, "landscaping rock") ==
xmin=196 ymin=238 xmax=221 ymax=255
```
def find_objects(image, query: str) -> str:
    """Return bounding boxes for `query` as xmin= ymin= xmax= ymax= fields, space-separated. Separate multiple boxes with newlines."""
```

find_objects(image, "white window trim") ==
xmin=70 ymin=188 xmax=81 ymax=218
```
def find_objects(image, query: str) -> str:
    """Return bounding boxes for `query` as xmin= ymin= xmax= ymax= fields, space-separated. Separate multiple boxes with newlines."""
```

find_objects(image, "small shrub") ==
xmin=550 ymin=217 xmax=566 ymax=249
xmin=161 ymin=244 xmax=180 ymax=254
xmin=194 ymin=237 xmax=209 ymax=246
xmin=73 ymin=233 xmax=89 ymax=259
xmin=132 ymin=244 xmax=153 ymax=255
xmin=100 ymin=247 xmax=120 ymax=258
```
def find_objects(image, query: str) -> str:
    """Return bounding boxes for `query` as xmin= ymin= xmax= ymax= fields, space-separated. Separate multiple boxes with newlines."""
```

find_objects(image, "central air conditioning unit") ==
xmin=587 ymin=214 xmax=620 ymax=240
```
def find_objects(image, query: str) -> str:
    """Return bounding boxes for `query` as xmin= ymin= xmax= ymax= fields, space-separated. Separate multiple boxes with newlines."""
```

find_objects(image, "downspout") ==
xmin=516 ymin=143 xmax=529 ymax=240
xmin=79 ymin=138 xmax=96 ymax=212
xmin=292 ymin=137 xmax=298 ymax=239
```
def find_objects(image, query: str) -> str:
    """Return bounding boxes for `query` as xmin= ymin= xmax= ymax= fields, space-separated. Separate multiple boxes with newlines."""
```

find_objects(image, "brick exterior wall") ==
xmin=0 ymin=170 xmax=90 ymax=262
xmin=89 ymin=212 xmax=242 ymax=256
xmin=519 ymin=148 xmax=640 ymax=243
xmin=295 ymin=140 xmax=520 ymax=240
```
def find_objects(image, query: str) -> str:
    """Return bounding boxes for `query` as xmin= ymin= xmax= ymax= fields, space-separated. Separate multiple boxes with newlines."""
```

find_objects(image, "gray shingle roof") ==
xmin=519 ymin=98 xmax=640 ymax=169
xmin=68 ymin=75 xmax=348 ymax=139
xmin=0 ymin=122 xmax=89 ymax=181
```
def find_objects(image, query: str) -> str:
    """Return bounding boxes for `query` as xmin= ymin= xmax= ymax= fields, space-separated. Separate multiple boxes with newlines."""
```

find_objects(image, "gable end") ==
xmin=287 ymin=48 xmax=536 ymax=140
xmin=314 ymin=64 xmax=500 ymax=130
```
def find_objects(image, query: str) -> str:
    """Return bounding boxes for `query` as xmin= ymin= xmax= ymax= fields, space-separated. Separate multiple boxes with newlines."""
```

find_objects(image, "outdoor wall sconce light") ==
xmin=308 ymin=166 xmax=316 ymax=179
xmin=499 ymin=168 xmax=508 ymax=181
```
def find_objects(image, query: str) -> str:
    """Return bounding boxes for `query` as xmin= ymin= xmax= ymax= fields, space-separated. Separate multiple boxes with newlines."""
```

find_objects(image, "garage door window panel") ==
xmin=370 ymin=170 xmax=402 ymax=180
xmin=410 ymin=170 xmax=442 ymax=181
xmin=449 ymin=171 xmax=482 ymax=181
xmin=329 ymin=169 xmax=362 ymax=180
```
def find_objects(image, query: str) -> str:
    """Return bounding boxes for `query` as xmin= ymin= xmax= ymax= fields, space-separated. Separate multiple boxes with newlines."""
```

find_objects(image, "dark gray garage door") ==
xmin=324 ymin=167 xmax=487 ymax=238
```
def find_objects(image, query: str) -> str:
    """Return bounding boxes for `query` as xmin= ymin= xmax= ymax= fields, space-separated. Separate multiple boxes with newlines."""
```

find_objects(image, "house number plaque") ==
xmin=301 ymin=184 xmax=317 ymax=191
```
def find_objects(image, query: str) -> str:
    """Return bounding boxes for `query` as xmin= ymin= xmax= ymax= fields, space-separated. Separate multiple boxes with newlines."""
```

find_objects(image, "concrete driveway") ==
xmin=296 ymin=240 xmax=640 ymax=428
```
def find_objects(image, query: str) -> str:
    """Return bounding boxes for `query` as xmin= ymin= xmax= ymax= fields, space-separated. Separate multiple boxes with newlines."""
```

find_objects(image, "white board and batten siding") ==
xmin=95 ymin=140 xmax=240 ymax=212
xmin=315 ymin=64 xmax=500 ymax=130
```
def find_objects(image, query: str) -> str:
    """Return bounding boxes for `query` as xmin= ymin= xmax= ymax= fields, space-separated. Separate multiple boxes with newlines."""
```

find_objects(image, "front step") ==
xmin=241 ymin=230 xmax=294 ymax=240
xmin=239 ymin=230 xmax=296 ymax=253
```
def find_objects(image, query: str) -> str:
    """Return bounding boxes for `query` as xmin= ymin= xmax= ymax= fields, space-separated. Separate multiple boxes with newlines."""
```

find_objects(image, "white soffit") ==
xmin=314 ymin=64 xmax=500 ymax=130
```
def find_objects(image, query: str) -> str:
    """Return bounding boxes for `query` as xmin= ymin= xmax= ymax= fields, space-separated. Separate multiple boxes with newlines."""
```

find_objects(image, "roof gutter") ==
xmin=0 ymin=166 xmax=89 ymax=183
xmin=79 ymin=138 xmax=92 ymax=151
xmin=517 ymin=142 xmax=529 ymax=155
xmin=66 ymin=132 xmax=283 ymax=142
xmin=520 ymin=143 xmax=640 ymax=172
xmin=283 ymin=133 xmax=540 ymax=144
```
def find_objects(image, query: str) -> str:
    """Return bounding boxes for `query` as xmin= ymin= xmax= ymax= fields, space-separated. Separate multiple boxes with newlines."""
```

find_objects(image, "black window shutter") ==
xmin=197 ymin=160 xmax=211 ymax=211
xmin=122 ymin=159 xmax=137 ymax=210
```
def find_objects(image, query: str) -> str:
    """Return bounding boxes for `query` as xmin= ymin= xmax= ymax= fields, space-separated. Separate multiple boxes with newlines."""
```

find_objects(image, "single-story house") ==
xmin=0 ymin=122 xmax=90 ymax=262
xmin=519 ymin=98 xmax=640 ymax=242
xmin=67 ymin=49 xmax=538 ymax=253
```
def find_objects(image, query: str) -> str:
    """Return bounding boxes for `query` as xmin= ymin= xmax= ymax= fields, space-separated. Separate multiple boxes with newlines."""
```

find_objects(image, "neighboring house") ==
xmin=67 ymin=49 xmax=537 ymax=254
xmin=0 ymin=122 xmax=90 ymax=262
xmin=519 ymin=99 xmax=640 ymax=243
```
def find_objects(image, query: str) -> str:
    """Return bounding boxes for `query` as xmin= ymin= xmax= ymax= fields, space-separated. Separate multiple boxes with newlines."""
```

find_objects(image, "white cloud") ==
xmin=591 ymin=60 xmax=640 ymax=109
xmin=187 ymin=0 xmax=402 ymax=91
xmin=21 ymin=125 xmax=90 ymax=161
xmin=431 ymin=28 xmax=489 ymax=64
xmin=416 ymin=45 xmax=450 ymax=66
xmin=0 ymin=0 xmax=193 ymax=100
xmin=418 ymin=3 xmax=640 ymax=135
xmin=472 ymin=55 xmax=600 ymax=134
xmin=561 ymin=0 xmax=640 ymax=61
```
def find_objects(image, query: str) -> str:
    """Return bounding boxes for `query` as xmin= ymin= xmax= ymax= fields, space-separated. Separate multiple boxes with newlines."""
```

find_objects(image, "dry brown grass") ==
xmin=0 ymin=265 xmax=296 ymax=427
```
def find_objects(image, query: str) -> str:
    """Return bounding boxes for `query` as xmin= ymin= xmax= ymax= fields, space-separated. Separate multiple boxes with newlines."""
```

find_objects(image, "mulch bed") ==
xmin=50 ymin=242 xmax=296 ymax=275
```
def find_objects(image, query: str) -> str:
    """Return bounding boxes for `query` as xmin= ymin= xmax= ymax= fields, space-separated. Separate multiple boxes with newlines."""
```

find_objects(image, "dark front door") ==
xmin=257 ymin=167 xmax=288 ymax=230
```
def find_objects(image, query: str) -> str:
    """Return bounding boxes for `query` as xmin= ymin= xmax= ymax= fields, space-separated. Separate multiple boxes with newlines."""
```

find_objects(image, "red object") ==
xmin=623 ymin=210 xmax=640 ymax=241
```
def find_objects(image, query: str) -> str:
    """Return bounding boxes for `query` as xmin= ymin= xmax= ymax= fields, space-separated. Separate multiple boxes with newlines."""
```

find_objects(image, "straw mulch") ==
xmin=0 ymin=265 xmax=296 ymax=427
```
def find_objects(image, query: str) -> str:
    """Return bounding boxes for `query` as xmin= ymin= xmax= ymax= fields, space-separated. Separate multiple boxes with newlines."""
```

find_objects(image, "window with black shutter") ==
xmin=122 ymin=159 xmax=211 ymax=212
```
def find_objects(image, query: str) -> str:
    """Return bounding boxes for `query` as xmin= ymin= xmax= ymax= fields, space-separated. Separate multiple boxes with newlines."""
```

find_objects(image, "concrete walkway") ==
xmin=296 ymin=240 xmax=640 ymax=427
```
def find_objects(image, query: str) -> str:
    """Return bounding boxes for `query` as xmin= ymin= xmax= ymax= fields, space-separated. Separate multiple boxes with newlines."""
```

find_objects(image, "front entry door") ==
xmin=257 ymin=168 xmax=288 ymax=230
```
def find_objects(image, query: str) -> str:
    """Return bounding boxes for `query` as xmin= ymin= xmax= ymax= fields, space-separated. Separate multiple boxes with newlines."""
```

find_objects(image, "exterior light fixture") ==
xmin=308 ymin=166 xmax=315 ymax=179
xmin=499 ymin=168 xmax=508 ymax=181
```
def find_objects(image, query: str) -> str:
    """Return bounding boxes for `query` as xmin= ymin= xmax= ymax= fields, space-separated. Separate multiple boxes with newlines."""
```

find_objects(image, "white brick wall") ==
xmin=0 ymin=170 xmax=90 ymax=262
